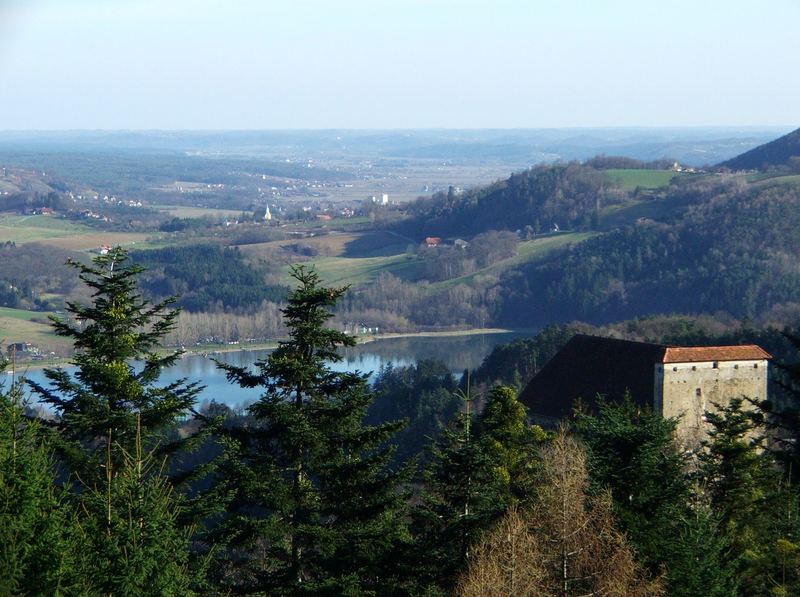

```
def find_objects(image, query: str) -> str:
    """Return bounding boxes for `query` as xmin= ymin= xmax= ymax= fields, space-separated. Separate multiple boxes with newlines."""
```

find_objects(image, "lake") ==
xmin=17 ymin=331 xmax=529 ymax=411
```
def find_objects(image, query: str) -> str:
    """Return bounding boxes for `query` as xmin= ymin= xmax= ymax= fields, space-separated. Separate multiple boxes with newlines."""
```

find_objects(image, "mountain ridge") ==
xmin=718 ymin=127 xmax=800 ymax=171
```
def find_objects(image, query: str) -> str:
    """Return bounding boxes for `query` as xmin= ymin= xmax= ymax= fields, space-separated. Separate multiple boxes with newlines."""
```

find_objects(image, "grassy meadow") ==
xmin=605 ymin=169 xmax=680 ymax=191
xmin=0 ymin=215 xmax=151 ymax=250
xmin=0 ymin=307 xmax=70 ymax=354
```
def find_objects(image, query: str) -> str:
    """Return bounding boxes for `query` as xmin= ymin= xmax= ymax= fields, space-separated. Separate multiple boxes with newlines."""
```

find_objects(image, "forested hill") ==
xmin=719 ymin=126 xmax=800 ymax=171
xmin=493 ymin=177 xmax=800 ymax=327
xmin=395 ymin=159 xmax=674 ymax=240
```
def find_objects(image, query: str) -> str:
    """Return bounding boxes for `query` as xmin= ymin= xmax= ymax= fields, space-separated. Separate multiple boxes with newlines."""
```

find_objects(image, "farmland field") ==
xmin=153 ymin=205 xmax=246 ymax=219
xmin=42 ymin=232 xmax=152 ymax=251
xmin=750 ymin=174 xmax=800 ymax=187
xmin=283 ymin=253 xmax=423 ymax=287
xmin=0 ymin=215 xmax=151 ymax=250
xmin=605 ymin=169 xmax=680 ymax=191
xmin=431 ymin=231 xmax=597 ymax=290
xmin=0 ymin=307 xmax=71 ymax=353
xmin=0 ymin=215 xmax=88 ymax=243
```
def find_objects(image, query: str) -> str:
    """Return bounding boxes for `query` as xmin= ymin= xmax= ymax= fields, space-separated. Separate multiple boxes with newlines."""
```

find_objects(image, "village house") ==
xmin=425 ymin=236 xmax=442 ymax=248
xmin=518 ymin=334 xmax=770 ymax=446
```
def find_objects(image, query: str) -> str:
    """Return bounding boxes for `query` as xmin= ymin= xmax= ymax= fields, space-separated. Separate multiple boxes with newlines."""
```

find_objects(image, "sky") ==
xmin=0 ymin=0 xmax=797 ymax=129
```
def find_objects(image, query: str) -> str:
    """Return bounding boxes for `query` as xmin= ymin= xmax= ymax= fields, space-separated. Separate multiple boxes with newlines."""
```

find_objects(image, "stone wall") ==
xmin=654 ymin=359 xmax=768 ymax=447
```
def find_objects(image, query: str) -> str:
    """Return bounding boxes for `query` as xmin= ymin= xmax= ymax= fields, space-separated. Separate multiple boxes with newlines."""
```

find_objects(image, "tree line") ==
xmin=5 ymin=248 xmax=800 ymax=595
xmin=496 ymin=180 xmax=800 ymax=326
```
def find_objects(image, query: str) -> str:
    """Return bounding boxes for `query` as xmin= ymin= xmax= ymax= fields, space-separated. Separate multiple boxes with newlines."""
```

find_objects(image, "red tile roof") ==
xmin=662 ymin=345 xmax=771 ymax=363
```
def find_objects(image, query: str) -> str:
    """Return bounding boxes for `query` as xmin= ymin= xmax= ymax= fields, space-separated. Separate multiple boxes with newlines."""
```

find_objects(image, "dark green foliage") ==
xmin=472 ymin=324 xmax=575 ymax=390
xmin=212 ymin=265 xmax=409 ymax=595
xmin=158 ymin=216 xmax=209 ymax=232
xmin=696 ymin=397 xmax=786 ymax=595
xmin=661 ymin=508 xmax=738 ymax=597
xmin=398 ymin=162 xmax=612 ymax=239
xmin=369 ymin=360 xmax=461 ymax=464
xmin=698 ymin=397 xmax=771 ymax=535
xmin=132 ymin=244 xmax=287 ymax=312
xmin=74 ymin=422 xmax=198 ymax=596
xmin=0 ymin=372 xmax=81 ymax=596
xmin=575 ymin=397 xmax=737 ymax=596
xmin=411 ymin=385 xmax=545 ymax=594
xmin=764 ymin=332 xmax=800 ymax=483
xmin=28 ymin=247 xmax=203 ymax=477
xmin=498 ymin=182 xmax=800 ymax=326
xmin=24 ymin=248 xmax=214 ymax=592
xmin=719 ymin=127 xmax=800 ymax=171
xmin=0 ymin=243 xmax=76 ymax=310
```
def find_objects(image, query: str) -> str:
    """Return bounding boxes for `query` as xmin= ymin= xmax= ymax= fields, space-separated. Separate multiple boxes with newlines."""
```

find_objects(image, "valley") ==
xmin=2 ymin=128 xmax=800 ymax=360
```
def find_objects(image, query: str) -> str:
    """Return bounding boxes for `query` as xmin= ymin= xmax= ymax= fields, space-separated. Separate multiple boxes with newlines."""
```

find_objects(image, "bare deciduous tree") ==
xmin=458 ymin=427 xmax=663 ymax=597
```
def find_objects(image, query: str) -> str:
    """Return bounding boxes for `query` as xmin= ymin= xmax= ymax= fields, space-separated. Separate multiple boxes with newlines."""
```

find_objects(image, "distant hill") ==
xmin=395 ymin=160 xmax=681 ymax=240
xmin=719 ymin=127 xmax=800 ymax=171
xmin=493 ymin=176 xmax=800 ymax=327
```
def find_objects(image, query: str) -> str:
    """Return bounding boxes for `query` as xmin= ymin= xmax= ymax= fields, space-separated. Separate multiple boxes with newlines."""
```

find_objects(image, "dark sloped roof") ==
xmin=518 ymin=334 xmax=666 ymax=421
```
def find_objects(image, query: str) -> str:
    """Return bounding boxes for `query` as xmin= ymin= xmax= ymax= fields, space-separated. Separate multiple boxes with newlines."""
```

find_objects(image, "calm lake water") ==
xmin=17 ymin=331 xmax=529 ymax=411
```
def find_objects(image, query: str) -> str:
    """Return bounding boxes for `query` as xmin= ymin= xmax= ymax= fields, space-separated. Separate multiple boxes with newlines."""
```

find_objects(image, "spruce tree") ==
xmin=27 ymin=247 xmax=203 ymax=479
xmin=411 ymin=385 xmax=544 ymax=594
xmin=575 ymin=396 xmax=737 ymax=596
xmin=698 ymin=397 xmax=772 ymax=544
xmin=697 ymin=396 xmax=791 ymax=595
xmin=74 ymin=416 xmax=198 ymax=595
xmin=0 ymin=369 xmax=82 ymax=596
xmin=212 ymin=265 xmax=409 ymax=595
xmin=25 ymin=248 xmax=216 ymax=592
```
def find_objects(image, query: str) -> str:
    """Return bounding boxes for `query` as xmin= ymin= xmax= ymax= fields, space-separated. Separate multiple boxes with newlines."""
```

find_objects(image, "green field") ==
xmin=430 ymin=232 xmax=597 ymax=291
xmin=0 ymin=214 xmax=152 ymax=250
xmin=0 ymin=307 xmax=70 ymax=353
xmin=0 ymin=215 xmax=88 ymax=243
xmin=749 ymin=173 xmax=800 ymax=187
xmin=284 ymin=253 xmax=423 ymax=287
xmin=605 ymin=169 xmax=680 ymax=191
xmin=152 ymin=205 xmax=246 ymax=219
xmin=285 ymin=230 xmax=599 ymax=290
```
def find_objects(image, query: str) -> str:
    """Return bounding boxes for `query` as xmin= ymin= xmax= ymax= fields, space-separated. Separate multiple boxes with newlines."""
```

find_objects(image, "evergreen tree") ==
xmin=575 ymin=396 xmax=737 ymax=596
xmin=25 ymin=247 xmax=217 ymax=592
xmin=0 ymin=368 xmax=81 ymax=595
xmin=698 ymin=397 xmax=771 ymax=543
xmin=212 ymin=265 xmax=409 ymax=595
xmin=411 ymin=385 xmax=544 ymax=594
xmin=765 ymin=331 xmax=800 ymax=482
xmin=27 ymin=247 xmax=203 ymax=479
xmin=697 ymin=396 xmax=779 ymax=595
xmin=74 ymin=416 xmax=198 ymax=595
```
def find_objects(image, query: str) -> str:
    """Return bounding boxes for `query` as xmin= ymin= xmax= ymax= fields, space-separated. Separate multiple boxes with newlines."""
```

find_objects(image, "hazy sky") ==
xmin=0 ymin=0 xmax=797 ymax=129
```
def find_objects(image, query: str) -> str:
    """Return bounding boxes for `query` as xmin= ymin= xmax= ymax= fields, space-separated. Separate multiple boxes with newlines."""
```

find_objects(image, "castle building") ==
xmin=518 ymin=334 xmax=771 ymax=446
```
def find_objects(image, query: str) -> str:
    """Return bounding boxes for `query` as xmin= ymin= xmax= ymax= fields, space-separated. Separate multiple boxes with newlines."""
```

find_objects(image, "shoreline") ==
xmin=6 ymin=327 xmax=526 ymax=372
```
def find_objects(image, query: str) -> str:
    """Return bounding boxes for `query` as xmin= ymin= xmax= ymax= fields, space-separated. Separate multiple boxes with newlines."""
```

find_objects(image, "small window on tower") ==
xmin=696 ymin=388 xmax=702 ymax=397
xmin=754 ymin=363 xmax=759 ymax=369
xmin=712 ymin=362 xmax=718 ymax=369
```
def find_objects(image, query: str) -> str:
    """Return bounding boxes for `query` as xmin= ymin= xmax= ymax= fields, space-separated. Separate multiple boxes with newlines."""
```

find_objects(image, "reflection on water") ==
xmin=21 ymin=332 xmax=530 ymax=410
